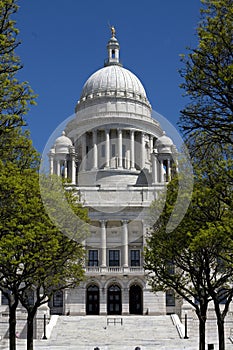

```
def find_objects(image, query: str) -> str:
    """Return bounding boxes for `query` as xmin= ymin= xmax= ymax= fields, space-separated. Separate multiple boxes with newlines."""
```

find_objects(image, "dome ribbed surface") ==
xmin=80 ymin=65 xmax=148 ymax=102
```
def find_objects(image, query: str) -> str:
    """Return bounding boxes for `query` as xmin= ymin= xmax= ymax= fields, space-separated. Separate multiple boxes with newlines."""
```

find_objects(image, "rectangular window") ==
xmin=166 ymin=290 xmax=175 ymax=306
xmin=101 ymin=144 xmax=105 ymax=158
xmin=130 ymin=250 xmax=140 ymax=266
xmin=53 ymin=291 xmax=63 ymax=307
xmin=88 ymin=250 xmax=98 ymax=266
xmin=1 ymin=292 xmax=8 ymax=305
xmin=167 ymin=260 xmax=175 ymax=274
xmin=112 ymin=144 xmax=116 ymax=157
xmin=122 ymin=144 xmax=126 ymax=157
xmin=109 ymin=250 xmax=120 ymax=266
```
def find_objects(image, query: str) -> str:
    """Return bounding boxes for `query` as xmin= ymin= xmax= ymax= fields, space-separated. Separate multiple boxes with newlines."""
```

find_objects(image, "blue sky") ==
xmin=16 ymin=0 xmax=201 ymax=153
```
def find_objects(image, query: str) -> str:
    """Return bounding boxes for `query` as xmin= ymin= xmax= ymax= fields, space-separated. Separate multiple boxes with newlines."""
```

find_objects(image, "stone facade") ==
xmin=0 ymin=31 xmax=177 ymax=322
xmin=46 ymin=30 xmax=177 ymax=317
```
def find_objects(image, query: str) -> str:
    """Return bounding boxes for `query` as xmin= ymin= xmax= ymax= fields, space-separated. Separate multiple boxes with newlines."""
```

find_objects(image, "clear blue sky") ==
xmin=16 ymin=0 xmax=201 ymax=153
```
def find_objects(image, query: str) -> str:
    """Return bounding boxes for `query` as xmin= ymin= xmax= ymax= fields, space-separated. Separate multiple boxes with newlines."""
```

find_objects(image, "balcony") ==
xmin=85 ymin=266 xmax=144 ymax=276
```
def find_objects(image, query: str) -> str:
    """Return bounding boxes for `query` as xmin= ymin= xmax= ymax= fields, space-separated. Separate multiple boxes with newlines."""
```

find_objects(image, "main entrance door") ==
xmin=107 ymin=285 xmax=122 ymax=315
xmin=86 ymin=285 xmax=99 ymax=315
xmin=129 ymin=285 xmax=143 ymax=315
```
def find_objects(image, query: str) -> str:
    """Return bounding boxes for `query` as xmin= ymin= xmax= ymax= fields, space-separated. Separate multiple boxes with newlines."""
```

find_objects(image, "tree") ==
xmin=144 ymin=151 xmax=233 ymax=350
xmin=0 ymin=2 xmax=37 ymax=349
xmin=179 ymin=0 xmax=233 ymax=151
xmin=0 ymin=165 xmax=89 ymax=350
xmin=0 ymin=0 xmax=36 ymax=137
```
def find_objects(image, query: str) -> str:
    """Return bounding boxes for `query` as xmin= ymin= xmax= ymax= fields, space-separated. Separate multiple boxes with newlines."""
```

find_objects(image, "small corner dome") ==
xmin=156 ymin=132 xmax=174 ymax=147
xmin=54 ymin=131 xmax=73 ymax=153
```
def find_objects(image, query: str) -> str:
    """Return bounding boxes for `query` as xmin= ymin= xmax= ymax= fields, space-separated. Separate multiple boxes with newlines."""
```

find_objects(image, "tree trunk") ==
xmin=197 ymin=304 xmax=207 ymax=350
xmin=199 ymin=315 xmax=206 ymax=350
xmin=217 ymin=317 xmax=225 ymax=350
xmin=9 ymin=298 xmax=18 ymax=350
xmin=27 ymin=309 xmax=36 ymax=350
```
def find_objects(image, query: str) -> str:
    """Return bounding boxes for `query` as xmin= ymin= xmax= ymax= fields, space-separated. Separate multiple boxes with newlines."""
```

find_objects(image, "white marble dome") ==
xmin=79 ymin=65 xmax=149 ymax=105
xmin=54 ymin=131 xmax=73 ymax=153
xmin=76 ymin=33 xmax=151 ymax=112
xmin=156 ymin=132 xmax=173 ymax=147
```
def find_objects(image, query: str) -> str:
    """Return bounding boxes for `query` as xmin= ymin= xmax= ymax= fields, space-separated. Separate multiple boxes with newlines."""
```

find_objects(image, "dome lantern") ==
xmin=104 ymin=26 xmax=122 ymax=67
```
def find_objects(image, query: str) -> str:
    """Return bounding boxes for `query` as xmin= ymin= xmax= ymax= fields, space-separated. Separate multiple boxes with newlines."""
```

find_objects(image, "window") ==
xmin=166 ymin=260 xmax=175 ymax=275
xmin=53 ymin=291 xmax=63 ymax=307
xmin=101 ymin=144 xmax=105 ymax=158
xmin=109 ymin=250 xmax=120 ymax=266
xmin=111 ymin=49 xmax=115 ymax=58
xmin=24 ymin=289 xmax=34 ymax=306
xmin=166 ymin=290 xmax=175 ymax=306
xmin=217 ymin=288 xmax=228 ymax=304
xmin=130 ymin=250 xmax=140 ymax=266
xmin=112 ymin=144 xmax=116 ymax=157
xmin=122 ymin=144 xmax=126 ymax=157
xmin=1 ymin=291 xmax=9 ymax=305
xmin=88 ymin=250 xmax=98 ymax=266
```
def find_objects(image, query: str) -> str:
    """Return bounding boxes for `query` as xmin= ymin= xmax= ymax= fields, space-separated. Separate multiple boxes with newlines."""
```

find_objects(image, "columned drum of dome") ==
xmin=48 ymin=29 xmax=176 ymax=317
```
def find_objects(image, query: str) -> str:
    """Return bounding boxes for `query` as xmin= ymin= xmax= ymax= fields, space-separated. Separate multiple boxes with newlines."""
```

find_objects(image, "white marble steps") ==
xmin=48 ymin=315 xmax=194 ymax=348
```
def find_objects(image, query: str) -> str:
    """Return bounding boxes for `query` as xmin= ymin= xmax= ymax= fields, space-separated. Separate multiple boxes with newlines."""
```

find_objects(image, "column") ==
xmin=149 ymin=135 xmax=153 ymax=153
xmin=49 ymin=151 xmax=55 ymax=175
xmin=130 ymin=130 xmax=135 ymax=170
xmin=105 ymin=129 xmax=110 ymax=168
xmin=160 ymin=159 xmax=164 ymax=183
xmin=100 ymin=220 xmax=107 ymax=267
xmin=56 ymin=159 xmax=60 ymax=176
xmin=118 ymin=129 xmax=122 ymax=168
xmin=141 ymin=132 xmax=145 ymax=169
xmin=70 ymin=148 xmax=76 ymax=185
xmin=151 ymin=152 xmax=158 ymax=184
xmin=167 ymin=159 xmax=171 ymax=181
xmin=93 ymin=130 xmax=98 ymax=170
xmin=81 ymin=133 xmax=86 ymax=171
xmin=142 ymin=220 xmax=147 ymax=262
xmin=122 ymin=220 xmax=128 ymax=267
xmin=64 ymin=159 xmax=68 ymax=178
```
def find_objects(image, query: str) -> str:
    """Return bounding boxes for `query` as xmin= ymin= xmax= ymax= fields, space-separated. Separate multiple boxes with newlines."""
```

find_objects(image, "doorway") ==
xmin=107 ymin=285 xmax=122 ymax=315
xmin=86 ymin=285 xmax=99 ymax=315
xmin=129 ymin=285 xmax=143 ymax=315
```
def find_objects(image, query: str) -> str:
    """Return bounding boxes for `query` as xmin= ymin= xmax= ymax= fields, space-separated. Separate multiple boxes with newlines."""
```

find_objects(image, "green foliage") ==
xmin=179 ymin=0 xmax=233 ymax=149
xmin=145 ymin=147 xmax=233 ymax=349
xmin=0 ymin=0 xmax=36 ymax=137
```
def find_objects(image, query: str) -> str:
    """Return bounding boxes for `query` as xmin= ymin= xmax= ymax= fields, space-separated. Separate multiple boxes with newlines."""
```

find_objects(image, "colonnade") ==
xmin=49 ymin=128 xmax=174 ymax=185
xmin=151 ymin=152 xmax=172 ymax=183
xmin=97 ymin=220 xmax=146 ymax=268
xmin=80 ymin=128 xmax=151 ymax=172
xmin=48 ymin=147 xmax=76 ymax=184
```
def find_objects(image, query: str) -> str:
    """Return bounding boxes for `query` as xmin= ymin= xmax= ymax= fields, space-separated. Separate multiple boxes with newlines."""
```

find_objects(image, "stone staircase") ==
xmin=1 ymin=314 xmax=233 ymax=349
xmin=41 ymin=315 xmax=199 ymax=349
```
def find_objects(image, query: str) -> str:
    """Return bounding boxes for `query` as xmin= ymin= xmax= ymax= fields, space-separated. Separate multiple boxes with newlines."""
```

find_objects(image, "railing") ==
xmin=85 ymin=266 xmax=144 ymax=275
xmin=107 ymin=317 xmax=123 ymax=326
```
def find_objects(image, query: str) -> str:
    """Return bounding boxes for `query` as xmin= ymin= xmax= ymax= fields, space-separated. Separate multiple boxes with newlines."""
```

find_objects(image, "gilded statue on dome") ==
xmin=111 ymin=26 xmax=116 ymax=37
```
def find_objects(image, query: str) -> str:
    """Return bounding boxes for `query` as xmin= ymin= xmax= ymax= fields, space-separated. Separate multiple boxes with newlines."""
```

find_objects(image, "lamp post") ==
xmin=184 ymin=312 xmax=189 ymax=339
xmin=42 ymin=313 xmax=47 ymax=340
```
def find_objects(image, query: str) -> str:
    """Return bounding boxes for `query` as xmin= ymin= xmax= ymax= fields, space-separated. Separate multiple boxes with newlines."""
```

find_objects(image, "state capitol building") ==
xmin=48 ymin=28 xmax=176 ymax=317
